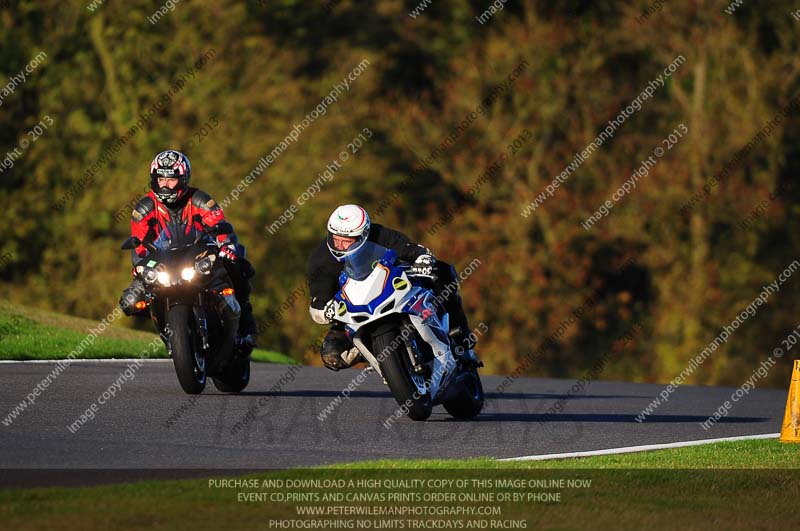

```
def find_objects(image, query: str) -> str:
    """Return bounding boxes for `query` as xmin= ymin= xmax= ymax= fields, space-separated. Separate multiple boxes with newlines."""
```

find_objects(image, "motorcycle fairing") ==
xmin=334 ymin=247 xmax=457 ymax=401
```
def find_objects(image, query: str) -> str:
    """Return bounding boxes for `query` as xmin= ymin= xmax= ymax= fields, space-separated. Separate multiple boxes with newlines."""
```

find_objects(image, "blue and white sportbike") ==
xmin=333 ymin=242 xmax=484 ymax=421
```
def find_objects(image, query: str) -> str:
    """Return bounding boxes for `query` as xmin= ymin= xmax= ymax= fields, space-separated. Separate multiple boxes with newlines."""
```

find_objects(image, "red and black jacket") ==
xmin=130 ymin=188 xmax=234 ymax=261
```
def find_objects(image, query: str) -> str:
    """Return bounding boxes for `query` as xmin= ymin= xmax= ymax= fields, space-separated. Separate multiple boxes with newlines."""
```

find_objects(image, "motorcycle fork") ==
xmin=399 ymin=321 xmax=427 ymax=374
xmin=193 ymin=292 xmax=211 ymax=352
xmin=149 ymin=295 xmax=172 ymax=355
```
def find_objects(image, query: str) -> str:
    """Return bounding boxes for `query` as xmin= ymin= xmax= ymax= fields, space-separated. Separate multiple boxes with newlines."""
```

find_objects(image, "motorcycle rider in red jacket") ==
xmin=119 ymin=150 xmax=256 ymax=351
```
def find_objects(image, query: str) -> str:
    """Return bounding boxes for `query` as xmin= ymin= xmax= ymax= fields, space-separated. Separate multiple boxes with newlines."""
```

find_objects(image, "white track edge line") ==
xmin=499 ymin=433 xmax=781 ymax=461
xmin=0 ymin=359 xmax=172 ymax=363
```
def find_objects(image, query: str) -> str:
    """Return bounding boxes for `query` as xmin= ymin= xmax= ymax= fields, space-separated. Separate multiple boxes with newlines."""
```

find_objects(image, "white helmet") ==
xmin=326 ymin=204 xmax=371 ymax=261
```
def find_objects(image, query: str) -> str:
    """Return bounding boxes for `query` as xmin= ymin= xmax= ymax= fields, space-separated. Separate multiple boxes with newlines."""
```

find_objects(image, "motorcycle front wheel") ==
xmin=167 ymin=304 xmax=207 ymax=394
xmin=373 ymin=322 xmax=432 ymax=421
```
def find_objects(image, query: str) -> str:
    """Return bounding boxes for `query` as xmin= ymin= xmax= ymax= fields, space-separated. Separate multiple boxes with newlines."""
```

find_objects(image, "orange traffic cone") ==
xmin=780 ymin=360 xmax=800 ymax=443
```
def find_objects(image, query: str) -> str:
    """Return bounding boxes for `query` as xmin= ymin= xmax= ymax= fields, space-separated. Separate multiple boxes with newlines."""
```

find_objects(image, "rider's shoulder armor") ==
xmin=189 ymin=189 xmax=219 ymax=211
xmin=131 ymin=196 xmax=155 ymax=222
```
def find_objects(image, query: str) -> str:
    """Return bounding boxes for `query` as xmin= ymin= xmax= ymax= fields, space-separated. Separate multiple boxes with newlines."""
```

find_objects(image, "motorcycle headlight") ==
xmin=195 ymin=255 xmax=215 ymax=275
xmin=143 ymin=268 xmax=158 ymax=284
xmin=181 ymin=267 xmax=196 ymax=281
xmin=157 ymin=271 xmax=171 ymax=286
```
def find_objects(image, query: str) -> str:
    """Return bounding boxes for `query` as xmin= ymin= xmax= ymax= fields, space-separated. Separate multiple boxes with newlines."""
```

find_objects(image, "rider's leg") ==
xmin=433 ymin=261 xmax=474 ymax=350
xmin=208 ymin=268 xmax=241 ymax=369
xmin=119 ymin=278 xmax=147 ymax=316
xmin=222 ymin=257 xmax=256 ymax=340
xmin=148 ymin=297 xmax=171 ymax=352
xmin=119 ymin=279 xmax=172 ymax=352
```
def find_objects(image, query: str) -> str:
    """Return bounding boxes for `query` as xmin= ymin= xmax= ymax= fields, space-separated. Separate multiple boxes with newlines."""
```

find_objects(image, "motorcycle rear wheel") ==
xmin=212 ymin=348 xmax=251 ymax=393
xmin=167 ymin=304 xmax=207 ymax=394
xmin=442 ymin=365 xmax=484 ymax=419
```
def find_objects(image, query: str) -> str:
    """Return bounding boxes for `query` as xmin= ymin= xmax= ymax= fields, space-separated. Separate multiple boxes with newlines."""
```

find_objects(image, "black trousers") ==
xmin=432 ymin=260 xmax=471 ymax=340
xmin=222 ymin=257 xmax=256 ymax=336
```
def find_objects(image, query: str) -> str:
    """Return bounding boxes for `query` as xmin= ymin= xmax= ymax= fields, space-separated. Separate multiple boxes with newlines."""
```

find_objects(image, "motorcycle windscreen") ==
xmin=153 ymin=220 xmax=210 ymax=251
xmin=342 ymin=242 xmax=391 ymax=281
xmin=341 ymin=242 xmax=396 ymax=306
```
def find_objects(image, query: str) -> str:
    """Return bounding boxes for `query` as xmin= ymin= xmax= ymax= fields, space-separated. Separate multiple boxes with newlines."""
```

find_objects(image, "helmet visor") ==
xmin=327 ymin=232 xmax=367 ymax=261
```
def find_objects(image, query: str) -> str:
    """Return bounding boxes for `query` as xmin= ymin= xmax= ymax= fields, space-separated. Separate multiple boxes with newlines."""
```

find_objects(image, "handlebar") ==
xmin=121 ymin=220 xmax=234 ymax=252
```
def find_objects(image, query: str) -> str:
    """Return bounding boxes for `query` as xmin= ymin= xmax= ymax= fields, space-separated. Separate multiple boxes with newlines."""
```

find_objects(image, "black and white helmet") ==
xmin=149 ymin=150 xmax=191 ymax=204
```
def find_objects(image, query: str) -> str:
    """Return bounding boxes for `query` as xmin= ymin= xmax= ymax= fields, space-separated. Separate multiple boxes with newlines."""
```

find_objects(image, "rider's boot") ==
xmin=449 ymin=328 xmax=482 ymax=367
xmin=119 ymin=279 xmax=148 ymax=317
xmin=236 ymin=300 xmax=256 ymax=358
xmin=321 ymin=326 xmax=364 ymax=370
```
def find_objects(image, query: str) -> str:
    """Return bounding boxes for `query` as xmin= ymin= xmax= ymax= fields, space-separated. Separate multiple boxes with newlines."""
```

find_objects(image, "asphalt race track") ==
xmin=0 ymin=360 xmax=785 ymax=486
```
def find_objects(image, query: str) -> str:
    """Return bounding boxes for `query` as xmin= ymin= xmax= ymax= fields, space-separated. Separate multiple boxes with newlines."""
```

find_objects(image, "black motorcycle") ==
xmin=121 ymin=219 xmax=250 ymax=394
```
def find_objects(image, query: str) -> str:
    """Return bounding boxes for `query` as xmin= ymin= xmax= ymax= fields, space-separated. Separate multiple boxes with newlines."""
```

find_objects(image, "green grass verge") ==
xmin=0 ymin=300 xmax=296 ymax=364
xmin=0 ymin=439 xmax=798 ymax=530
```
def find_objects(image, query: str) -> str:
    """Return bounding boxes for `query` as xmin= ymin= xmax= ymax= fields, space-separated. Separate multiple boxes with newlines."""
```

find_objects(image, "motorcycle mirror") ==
xmin=121 ymin=236 xmax=141 ymax=250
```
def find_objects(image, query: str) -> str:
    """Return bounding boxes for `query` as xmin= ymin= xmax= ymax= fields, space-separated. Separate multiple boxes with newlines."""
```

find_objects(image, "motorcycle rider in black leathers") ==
xmin=307 ymin=204 xmax=475 ymax=371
